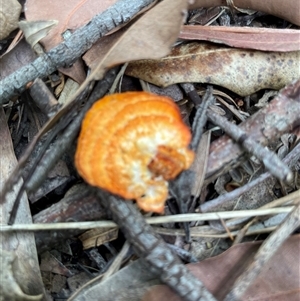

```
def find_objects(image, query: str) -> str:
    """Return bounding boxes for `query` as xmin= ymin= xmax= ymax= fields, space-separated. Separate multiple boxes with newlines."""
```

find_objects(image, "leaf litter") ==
xmin=0 ymin=1 xmax=300 ymax=301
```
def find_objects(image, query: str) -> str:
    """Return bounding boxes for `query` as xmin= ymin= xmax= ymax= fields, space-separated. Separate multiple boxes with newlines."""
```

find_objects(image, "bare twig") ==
xmin=29 ymin=79 xmax=59 ymax=118
xmin=205 ymin=79 xmax=300 ymax=182
xmin=207 ymin=109 xmax=293 ymax=182
xmin=101 ymin=241 xmax=131 ymax=282
xmin=233 ymin=189 xmax=300 ymax=244
xmin=96 ymin=189 xmax=217 ymax=301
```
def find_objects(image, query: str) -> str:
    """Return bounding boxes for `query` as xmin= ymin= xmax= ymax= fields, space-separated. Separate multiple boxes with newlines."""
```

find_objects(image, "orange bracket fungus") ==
xmin=75 ymin=92 xmax=194 ymax=213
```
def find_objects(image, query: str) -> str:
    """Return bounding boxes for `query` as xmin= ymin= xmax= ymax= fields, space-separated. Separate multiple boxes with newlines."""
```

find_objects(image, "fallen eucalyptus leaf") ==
xmin=0 ymin=0 xmax=22 ymax=40
xmin=0 ymin=108 xmax=46 ymax=300
xmin=125 ymin=42 xmax=300 ymax=96
xmin=24 ymin=0 xmax=118 ymax=51
xmin=25 ymin=0 xmax=157 ymax=52
xmin=19 ymin=20 xmax=58 ymax=48
xmin=179 ymin=26 xmax=300 ymax=52
xmin=87 ymin=0 xmax=187 ymax=81
xmin=0 ymin=249 xmax=43 ymax=301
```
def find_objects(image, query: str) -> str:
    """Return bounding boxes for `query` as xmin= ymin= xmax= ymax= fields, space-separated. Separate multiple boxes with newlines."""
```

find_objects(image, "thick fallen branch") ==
xmin=205 ymin=79 xmax=300 ymax=182
xmin=96 ymin=189 xmax=217 ymax=301
xmin=0 ymin=0 xmax=155 ymax=103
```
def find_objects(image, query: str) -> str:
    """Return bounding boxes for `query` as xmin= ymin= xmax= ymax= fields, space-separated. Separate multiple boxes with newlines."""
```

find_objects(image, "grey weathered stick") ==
xmin=224 ymin=203 xmax=300 ymax=301
xmin=207 ymin=108 xmax=293 ymax=182
xmin=205 ymin=79 xmax=300 ymax=182
xmin=0 ymin=0 xmax=155 ymax=103
xmin=96 ymin=189 xmax=217 ymax=301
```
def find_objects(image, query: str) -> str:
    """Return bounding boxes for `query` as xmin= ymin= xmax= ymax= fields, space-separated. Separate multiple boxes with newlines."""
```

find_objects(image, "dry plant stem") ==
xmin=6 ymin=84 xmax=92 ymax=224
xmin=0 ymin=207 xmax=294 ymax=232
xmin=190 ymin=85 xmax=215 ymax=150
xmin=96 ymin=189 xmax=217 ymax=301
xmin=0 ymin=108 xmax=46 ymax=300
xmin=205 ymin=79 xmax=300 ymax=182
xmin=155 ymin=225 xmax=279 ymax=238
xmin=224 ymin=203 xmax=300 ymax=301
xmin=0 ymin=0 xmax=155 ymax=103
xmin=200 ymin=141 xmax=300 ymax=212
xmin=207 ymin=109 xmax=292 ymax=182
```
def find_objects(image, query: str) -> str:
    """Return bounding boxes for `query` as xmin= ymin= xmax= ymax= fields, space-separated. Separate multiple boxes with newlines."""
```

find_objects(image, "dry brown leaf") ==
xmin=0 ymin=250 xmax=43 ymax=301
xmin=188 ymin=0 xmax=300 ymax=26
xmin=83 ymin=25 xmax=127 ymax=71
xmin=125 ymin=42 xmax=300 ymax=96
xmin=179 ymin=26 xmax=300 ymax=52
xmin=64 ymin=0 xmax=188 ymax=106
xmin=0 ymin=0 xmax=22 ymax=40
xmin=87 ymin=0 xmax=188 ymax=81
xmin=67 ymin=259 xmax=160 ymax=301
xmin=142 ymin=234 xmax=300 ymax=301
xmin=24 ymin=0 xmax=124 ymax=82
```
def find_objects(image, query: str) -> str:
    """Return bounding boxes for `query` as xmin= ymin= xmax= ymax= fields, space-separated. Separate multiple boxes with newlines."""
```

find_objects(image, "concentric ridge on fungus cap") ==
xmin=75 ymin=92 xmax=194 ymax=213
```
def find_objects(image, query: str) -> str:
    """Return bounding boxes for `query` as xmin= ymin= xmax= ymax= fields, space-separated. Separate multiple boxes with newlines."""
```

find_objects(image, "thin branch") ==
xmin=205 ymin=79 xmax=300 ymax=182
xmin=207 ymin=108 xmax=293 ymax=182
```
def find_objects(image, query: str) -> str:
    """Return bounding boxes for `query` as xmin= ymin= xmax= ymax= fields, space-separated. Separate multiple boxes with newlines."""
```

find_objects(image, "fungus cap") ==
xmin=75 ymin=92 xmax=194 ymax=213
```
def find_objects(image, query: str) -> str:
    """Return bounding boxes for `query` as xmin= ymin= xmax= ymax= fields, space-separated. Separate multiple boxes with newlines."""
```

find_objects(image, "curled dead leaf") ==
xmin=0 ymin=250 xmax=43 ymax=301
xmin=126 ymin=42 xmax=300 ymax=96
xmin=0 ymin=0 xmax=22 ymax=40
xmin=19 ymin=20 xmax=58 ymax=49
